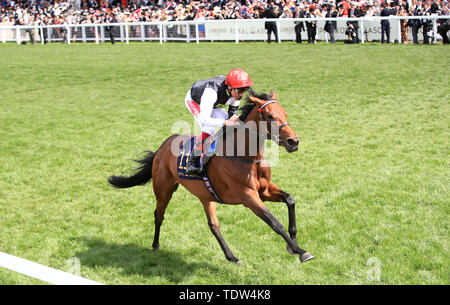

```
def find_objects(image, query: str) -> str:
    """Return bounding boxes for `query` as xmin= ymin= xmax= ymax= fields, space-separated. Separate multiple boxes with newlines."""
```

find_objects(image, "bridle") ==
xmin=219 ymin=99 xmax=291 ymax=164
xmin=257 ymin=100 xmax=291 ymax=142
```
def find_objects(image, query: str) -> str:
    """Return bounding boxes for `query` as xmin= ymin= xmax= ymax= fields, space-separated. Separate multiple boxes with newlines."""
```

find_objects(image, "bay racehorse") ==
xmin=108 ymin=89 xmax=314 ymax=264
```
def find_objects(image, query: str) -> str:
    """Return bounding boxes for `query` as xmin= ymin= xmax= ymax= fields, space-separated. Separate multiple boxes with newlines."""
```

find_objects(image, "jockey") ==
xmin=184 ymin=68 xmax=254 ymax=174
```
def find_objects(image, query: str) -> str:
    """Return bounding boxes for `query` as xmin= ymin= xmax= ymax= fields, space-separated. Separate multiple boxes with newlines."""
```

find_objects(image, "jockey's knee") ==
xmin=193 ymin=132 xmax=212 ymax=151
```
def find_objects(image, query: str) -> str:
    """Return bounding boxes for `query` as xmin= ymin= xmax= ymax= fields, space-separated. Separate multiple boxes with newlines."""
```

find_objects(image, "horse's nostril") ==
xmin=287 ymin=138 xmax=299 ymax=147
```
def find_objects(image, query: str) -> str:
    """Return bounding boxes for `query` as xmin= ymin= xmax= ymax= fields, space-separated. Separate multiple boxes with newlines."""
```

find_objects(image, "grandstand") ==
xmin=1 ymin=0 xmax=449 ymax=44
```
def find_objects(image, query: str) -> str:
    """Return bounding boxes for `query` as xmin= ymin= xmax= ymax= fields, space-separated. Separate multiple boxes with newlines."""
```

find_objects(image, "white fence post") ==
xmin=360 ymin=20 xmax=365 ymax=43
xmin=101 ymin=25 xmax=105 ymax=43
xmin=94 ymin=25 xmax=99 ymax=44
xmin=277 ymin=20 xmax=281 ymax=43
xmin=186 ymin=23 xmax=190 ymax=43
xmin=125 ymin=23 xmax=129 ymax=44
xmin=195 ymin=22 xmax=199 ymax=44
xmin=159 ymin=24 xmax=163 ymax=44
xmin=163 ymin=24 xmax=167 ymax=42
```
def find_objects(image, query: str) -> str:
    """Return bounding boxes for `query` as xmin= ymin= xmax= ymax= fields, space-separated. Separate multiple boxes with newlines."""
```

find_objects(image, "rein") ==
xmin=211 ymin=99 xmax=290 ymax=165
xmin=221 ymin=155 xmax=267 ymax=164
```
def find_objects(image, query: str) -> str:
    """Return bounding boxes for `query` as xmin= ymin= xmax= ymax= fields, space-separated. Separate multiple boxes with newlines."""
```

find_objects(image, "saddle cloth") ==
xmin=177 ymin=136 xmax=223 ymax=203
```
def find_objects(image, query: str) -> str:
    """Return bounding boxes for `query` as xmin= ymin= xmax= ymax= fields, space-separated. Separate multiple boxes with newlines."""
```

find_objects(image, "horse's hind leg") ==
xmin=202 ymin=200 xmax=242 ymax=265
xmin=152 ymin=177 xmax=178 ymax=251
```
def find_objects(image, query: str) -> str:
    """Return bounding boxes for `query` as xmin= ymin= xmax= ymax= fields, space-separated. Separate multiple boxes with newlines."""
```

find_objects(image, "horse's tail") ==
xmin=108 ymin=150 xmax=156 ymax=189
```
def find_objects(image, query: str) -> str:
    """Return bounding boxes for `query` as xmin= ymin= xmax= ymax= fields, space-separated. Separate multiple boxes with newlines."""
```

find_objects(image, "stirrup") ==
xmin=186 ymin=155 xmax=202 ymax=175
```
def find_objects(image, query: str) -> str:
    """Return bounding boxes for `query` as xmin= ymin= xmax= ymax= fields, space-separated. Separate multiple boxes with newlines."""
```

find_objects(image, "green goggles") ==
xmin=234 ymin=87 xmax=250 ymax=94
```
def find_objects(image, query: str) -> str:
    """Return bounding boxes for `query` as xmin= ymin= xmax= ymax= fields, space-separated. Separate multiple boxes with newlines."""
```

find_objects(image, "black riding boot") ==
xmin=185 ymin=149 xmax=203 ymax=175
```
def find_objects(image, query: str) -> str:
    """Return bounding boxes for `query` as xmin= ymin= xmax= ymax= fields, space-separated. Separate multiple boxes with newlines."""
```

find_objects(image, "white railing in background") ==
xmin=1 ymin=16 xmax=448 ymax=45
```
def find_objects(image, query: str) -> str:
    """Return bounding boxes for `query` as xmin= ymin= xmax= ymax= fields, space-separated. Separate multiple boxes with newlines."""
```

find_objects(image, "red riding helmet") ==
xmin=225 ymin=69 xmax=254 ymax=88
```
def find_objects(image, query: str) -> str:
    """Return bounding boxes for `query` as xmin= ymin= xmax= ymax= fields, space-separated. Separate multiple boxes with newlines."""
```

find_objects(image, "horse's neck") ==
xmin=216 ymin=106 xmax=265 ymax=160
xmin=243 ymin=106 xmax=265 ymax=159
xmin=216 ymin=107 xmax=265 ymax=161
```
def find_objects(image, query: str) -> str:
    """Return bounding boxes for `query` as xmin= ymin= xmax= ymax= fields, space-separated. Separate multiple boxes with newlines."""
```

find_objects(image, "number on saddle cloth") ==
xmin=177 ymin=136 xmax=217 ymax=179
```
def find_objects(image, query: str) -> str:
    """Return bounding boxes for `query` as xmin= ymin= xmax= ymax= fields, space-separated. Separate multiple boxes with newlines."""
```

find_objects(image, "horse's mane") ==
xmin=217 ymin=89 xmax=270 ymax=137
xmin=238 ymin=89 xmax=271 ymax=121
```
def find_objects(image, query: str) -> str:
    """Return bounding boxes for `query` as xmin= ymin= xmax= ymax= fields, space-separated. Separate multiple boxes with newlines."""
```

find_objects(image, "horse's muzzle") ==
xmin=284 ymin=137 xmax=299 ymax=153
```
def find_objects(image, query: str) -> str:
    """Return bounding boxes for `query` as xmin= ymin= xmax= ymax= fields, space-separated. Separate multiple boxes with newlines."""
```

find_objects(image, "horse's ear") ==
xmin=248 ymin=95 xmax=265 ymax=106
xmin=270 ymin=90 xmax=277 ymax=100
xmin=248 ymin=87 xmax=257 ymax=96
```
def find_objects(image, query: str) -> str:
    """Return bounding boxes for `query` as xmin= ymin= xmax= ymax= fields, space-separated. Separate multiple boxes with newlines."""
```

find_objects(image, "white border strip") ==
xmin=0 ymin=251 xmax=104 ymax=285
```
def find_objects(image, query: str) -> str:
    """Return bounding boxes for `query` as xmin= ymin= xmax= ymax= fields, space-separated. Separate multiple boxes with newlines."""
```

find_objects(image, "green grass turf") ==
xmin=0 ymin=42 xmax=448 ymax=285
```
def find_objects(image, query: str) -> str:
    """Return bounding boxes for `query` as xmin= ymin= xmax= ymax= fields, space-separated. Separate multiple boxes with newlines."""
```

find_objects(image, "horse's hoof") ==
xmin=300 ymin=252 xmax=315 ymax=263
xmin=286 ymin=245 xmax=296 ymax=255
xmin=236 ymin=260 xmax=244 ymax=266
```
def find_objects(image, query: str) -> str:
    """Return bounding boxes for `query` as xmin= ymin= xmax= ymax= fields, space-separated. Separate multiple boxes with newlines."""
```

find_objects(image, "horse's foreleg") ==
xmin=202 ymin=200 xmax=242 ymax=265
xmin=244 ymin=190 xmax=314 ymax=263
xmin=260 ymin=183 xmax=299 ymax=255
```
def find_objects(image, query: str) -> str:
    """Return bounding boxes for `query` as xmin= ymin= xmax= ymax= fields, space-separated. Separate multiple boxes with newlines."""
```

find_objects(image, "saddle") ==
xmin=177 ymin=136 xmax=223 ymax=203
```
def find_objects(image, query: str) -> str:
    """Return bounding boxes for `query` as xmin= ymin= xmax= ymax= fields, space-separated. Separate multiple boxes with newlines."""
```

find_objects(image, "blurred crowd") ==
xmin=1 ymin=0 xmax=448 ymax=43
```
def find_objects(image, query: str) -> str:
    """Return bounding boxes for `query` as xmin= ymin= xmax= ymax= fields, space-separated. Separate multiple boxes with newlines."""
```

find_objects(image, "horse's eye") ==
xmin=267 ymin=114 xmax=274 ymax=120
